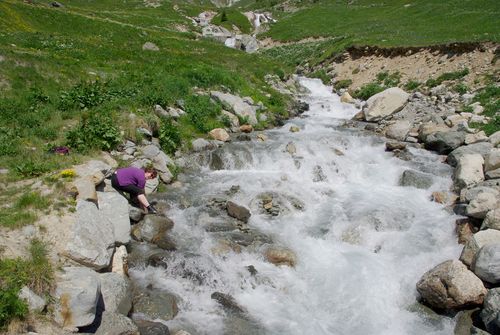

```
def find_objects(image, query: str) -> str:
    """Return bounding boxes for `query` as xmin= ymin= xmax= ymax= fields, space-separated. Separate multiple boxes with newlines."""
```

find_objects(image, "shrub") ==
xmin=310 ymin=69 xmax=330 ymax=85
xmin=158 ymin=118 xmax=181 ymax=155
xmin=14 ymin=159 xmax=52 ymax=177
xmin=58 ymin=81 xmax=109 ymax=110
xmin=404 ymin=80 xmax=421 ymax=91
xmin=426 ymin=68 xmax=470 ymax=88
xmin=376 ymin=71 xmax=401 ymax=87
xmin=184 ymin=95 xmax=222 ymax=133
xmin=333 ymin=79 xmax=352 ymax=91
xmin=454 ymin=83 xmax=468 ymax=94
xmin=353 ymin=83 xmax=384 ymax=100
xmin=66 ymin=112 xmax=121 ymax=152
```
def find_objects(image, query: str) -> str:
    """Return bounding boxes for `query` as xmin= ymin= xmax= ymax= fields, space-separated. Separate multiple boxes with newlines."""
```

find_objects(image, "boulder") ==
xmin=482 ymin=209 xmax=500 ymax=231
xmin=99 ymin=273 xmax=132 ymax=315
xmin=480 ymin=288 xmax=500 ymax=334
xmin=465 ymin=131 xmax=488 ymax=145
xmin=363 ymin=87 xmax=410 ymax=122
xmin=289 ymin=125 xmax=300 ymax=133
xmin=240 ymin=124 xmax=253 ymax=133
xmin=112 ymin=245 xmax=129 ymax=276
xmin=211 ymin=91 xmax=258 ymax=125
xmin=340 ymin=92 xmax=354 ymax=104
xmin=385 ymin=120 xmax=412 ymax=141
xmin=424 ymin=131 xmax=465 ymax=154
xmin=129 ymin=205 xmax=144 ymax=222
xmin=489 ymin=131 xmax=500 ymax=147
xmin=95 ymin=311 xmax=139 ymax=335
xmin=98 ymin=192 xmax=130 ymax=245
xmin=65 ymin=201 xmax=115 ymax=270
xmin=460 ymin=230 xmax=500 ymax=266
xmin=222 ymin=110 xmax=240 ymax=130
xmin=485 ymin=149 xmax=500 ymax=172
xmin=264 ymin=247 xmax=297 ymax=267
xmin=54 ymin=267 xmax=101 ymax=330
xmin=460 ymin=186 xmax=499 ymax=203
xmin=18 ymin=286 xmax=46 ymax=313
xmin=132 ymin=215 xmax=174 ymax=243
xmin=456 ymin=218 xmax=476 ymax=244
xmin=72 ymin=176 xmax=99 ymax=204
xmin=385 ymin=142 xmax=407 ymax=151
xmin=73 ymin=160 xmax=112 ymax=181
xmin=211 ymin=292 xmax=246 ymax=313
xmin=142 ymin=42 xmax=159 ymax=51
xmin=226 ymin=201 xmax=251 ymax=223
xmin=416 ymin=260 xmax=486 ymax=309
xmin=141 ymin=145 xmax=160 ymax=159
xmin=418 ymin=123 xmax=450 ymax=143
xmin=133 ymin=289 xmax=178 ymax=321
xmin=454 ymin=154 xmax=484 ymax=189
xmin=239 ymin=34 xmax=259 ymax=53
xmin=192 ymin=138 xmax=214 ymax=152
xmin=473 ymin=243 xmax=500 ymax=284
xmin=209 ymin=128 xmax=230 ymax=142
xmin=202 ymin=25 xmax=232 ymax=42
xmin=134 ymin=319 xmax=170 ymax=335
xmin=286 ymin=142 xmax=297 ymax=155
xmin=466 ymin=191 xmax=499 ymax=219
xmin=486 ymin=168 xmax=500 ymax=179
xmin=447 ymin=142 xmax=493 ymax=167
xmin=399 ymin=170 xmax=433 ymax=189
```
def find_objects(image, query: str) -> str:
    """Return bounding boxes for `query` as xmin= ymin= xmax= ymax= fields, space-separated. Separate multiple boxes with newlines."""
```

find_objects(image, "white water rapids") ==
xmin=131 ymin=78 xmax=462 ymax=335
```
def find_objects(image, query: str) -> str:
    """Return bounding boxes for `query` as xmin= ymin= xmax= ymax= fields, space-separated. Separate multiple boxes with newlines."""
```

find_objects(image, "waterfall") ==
xmin=130 ymin=78 xmax=461 ymax=335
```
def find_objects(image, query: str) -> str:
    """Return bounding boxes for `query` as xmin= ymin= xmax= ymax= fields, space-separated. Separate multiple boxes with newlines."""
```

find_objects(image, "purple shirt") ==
xmin=115 ymin=167 xmax=146 ymax=189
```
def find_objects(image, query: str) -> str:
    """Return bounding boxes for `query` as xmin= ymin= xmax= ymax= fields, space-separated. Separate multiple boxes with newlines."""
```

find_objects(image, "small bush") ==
xmin=454 ymin=83 xmax=468 ymax=94
xmin=376 ymin=71 xmax=401 ymax=87
xmin=66 ymin=112 xmax=121 ymax=152
xmin=184 ymin=95 xmax=222 ymax=133
xmin=158 ymin=118 xmax=181 ymax=155
xmin=426 ymin=68 xmax=470 ymax=88
xmin=404 ymin=80 xmax=421 ymax=91
xmin=353 ymin=83 xmax=384 ymax=100
xmin=15 ymin=159 xmax=52 ymax=177
xmin=310 ymin=69 xmax=330 ymax=85
xmin=333 ymin=79 xmax=352 ymax=91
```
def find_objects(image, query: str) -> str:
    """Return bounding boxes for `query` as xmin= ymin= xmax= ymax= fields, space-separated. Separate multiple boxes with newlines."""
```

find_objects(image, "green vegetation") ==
xmin=404 ymin=80 xmax=421 ymax=92
xmin=0 ymin=239 xmax=53 ymax=330
xmin=310 ymin=69 xmax=330 ymax=85
xmin=158 ymin=118 xmax=182 ymax=155
xmin=425 ymin=68 xmax=470 ymax=88
xmin=0 ymin=191 xmax=50 ymax=229
xmin=212 ymin=9 xmax=253 ymax=34
xmin=333 ymin=79 xmax=352 ymax=91
xmin=469 ymin=83 xmax=500 ymax=135
xmin=351 ymin=70 xmax=402 ymax=100
xmin=0 ymin=0 xmax=290 ymax=181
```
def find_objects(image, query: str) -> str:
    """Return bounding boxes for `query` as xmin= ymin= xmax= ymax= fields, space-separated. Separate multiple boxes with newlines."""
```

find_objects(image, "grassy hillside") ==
xmin=0 ymin=0 xmax=290 ymax=181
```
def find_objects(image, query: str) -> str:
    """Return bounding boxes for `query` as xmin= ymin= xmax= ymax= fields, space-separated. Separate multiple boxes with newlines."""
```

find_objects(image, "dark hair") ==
xmin=144 ymin=167 xmax=157 ymax=178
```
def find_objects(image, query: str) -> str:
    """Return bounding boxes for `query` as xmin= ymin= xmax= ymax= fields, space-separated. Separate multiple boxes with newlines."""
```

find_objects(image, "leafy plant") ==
xmin=454 ymin=83 xmax=468 ymax=94
xmin=158 ymin=118 xmax=181 ymax=155
xmin=15 ymin=159 xmax=52 ymax=177
xmin=426 ymin=68 xmax=470 ymax=88
xmin=66 ymin=112 xmax=121 ymax=152
xmin=310 ymin=69 xmax=330 ymax=85
xmin=184 ymin=95 xmax=223 ymax=133
xmin=376 ymin=71 xmax=401 ymax=87
xmin=404 ymin=80 xmax=421 ymax=91
xmin=333 ymin=79 xmax=352 ymax=91
xmin=353 ymin=83 xmax=384 ymax=100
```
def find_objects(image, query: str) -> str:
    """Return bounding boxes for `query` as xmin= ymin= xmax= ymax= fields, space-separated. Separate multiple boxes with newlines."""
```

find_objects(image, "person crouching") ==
xmin=111 ymin=166 xmax=158 ymax=214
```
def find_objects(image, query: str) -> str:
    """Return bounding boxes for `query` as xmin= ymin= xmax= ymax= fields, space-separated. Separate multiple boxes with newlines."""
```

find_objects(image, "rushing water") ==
xmin=130 ymin=78 xmax=462 ymax=335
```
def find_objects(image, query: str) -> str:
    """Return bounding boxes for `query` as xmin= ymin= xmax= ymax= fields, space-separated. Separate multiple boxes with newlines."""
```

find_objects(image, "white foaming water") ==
xmin=130 ymin=78 xmax=461 ymax=335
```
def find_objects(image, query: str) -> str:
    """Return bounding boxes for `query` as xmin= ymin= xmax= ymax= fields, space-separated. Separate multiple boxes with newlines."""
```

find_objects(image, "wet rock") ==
xmin=129 ymin=205 xmax=144 ymax=222
xmin=236 ymin=134 xmax=252 ymax=141
xmin=211 ymin=292 xmax=246 ymax=314
xmin=133 ymin=288 xmax=178 ymax=321
xmin=313 ymin=165 xmax=327 ymax=182
xmin=209 ymin=150 xmax=225 ymax=170
xmin=416 ymin=260 xmax=486 ymax=310
xmin=257 ymin=134 xmax=267 ymax=141
xmin=480 ymin=288 xmax=500 ymax=334
xmin=285 ymin=142 xmax=296 ymax=155
xmin=192 ymin=138 xmax=214 ymax=152
xmin=424 ymin=131 xmax=465 ymax=154
xmin=18 ymin=286 xmax=46 ymax=313
xmin=134 ymin=319 xmax=170 ymax=335
xmin=211 ymin=239 xmax=242 ymax=255
xmin=289 ymin=125 xmax=300 ymax=132
xmin=482 ymin=209 xmax=500 ymax=231
xmin=454 ymin=308 xmax=481 ymax=335
xmin=340 ymin=92 xmax=354 ymax=104
xmin=154 ymin=234 xmax=177 ymax=251
xmin=132 ymin=215 xmax=174 ymax=243
xmin=385 ymin=141 xmax=407 ymax=152
xmin=95 ymin=311 xmax=138 ymax=335
xmin=455 ymin=218 xmax=477 ymax=244
xmin=209 ymin=128 xmax=230 ymax=142
xmin=472 ymin=243 xmax=500 ymax=284
xmin=240 ymin=124 xmax=253 ymax=133
xmin=447 ymin=142 xmax=493 ymax=167
xmin=460 ymin=230 xmax=500 ymax=266
xmin=454 ymin=154 xmax=485 ymax=190
xmin=127 ymin=241 xmax=172 ymax=268
xmin=265 ymin=247 xmax=297 ymax=267
xmin=227 ymin=201 xmax=251 ymax=223
xmin=99 ymin=272 xmax=132 ymax=316
xmin=363 ymin=87 xmax=409 ymax=122
xmin=431 ymin=191 xmax=457 ymax=205
xmin=399 ymin=170 xmax=433 ymax=189
xmin=54 ymin=267 xmax=101 ymax=330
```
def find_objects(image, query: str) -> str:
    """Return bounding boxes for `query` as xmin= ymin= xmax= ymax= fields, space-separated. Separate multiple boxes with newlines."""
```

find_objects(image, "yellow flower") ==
xmin=59 ymin=169 xmax=76 ymax=179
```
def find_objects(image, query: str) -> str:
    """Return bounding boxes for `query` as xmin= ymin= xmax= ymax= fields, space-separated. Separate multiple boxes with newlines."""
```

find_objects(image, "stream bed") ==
xmin=130 ymin=78 xmax=462 ymax=335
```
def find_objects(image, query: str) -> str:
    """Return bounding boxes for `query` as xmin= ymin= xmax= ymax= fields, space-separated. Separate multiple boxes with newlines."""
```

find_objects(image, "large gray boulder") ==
xmin=447 ymin=142 xmax=493 ymax=167
xmin=210 ymin=91 xmax=258 ymax=125
xmin=482 ymin=209 xmax=500 ymax=231
xmin=460 ymin=230 xmax=500 ymax=266
xmin=418 ymin=123 xmax=450 ymax=143
xmin=481 ymin=288 xmax=500 ymax=334
xmin=99 ymin=273 xmax=132 ymax=315
xmin=416 ymin=260 xmax=486 ymax=309
xmin=133 ymin=288 xmax=178 ymax=321
xmin=98 ymin=192 xmax=130 ymax=245
xmin=424 ymin=131 xmax=466 ymax=154
xmin=399 ymin=170 xmax=433 ymax=189
xmin=385 ymin=120 xmax=412 ymax=141
xmin=473 ymin=243 xmax=500 ymax=284
xmin=453 ymin=154 xmax=485 ymax=190
xmin=489 ymin=131 xmax=500 ymax=147
xmin=95 ymin=311 xmax=139 ymax=335
xmin=192 ymin=138 xmax=215 ymax=152
xmin=65 ymin=201 xmax=115 ymax=270
xmin=466 ymin=191 xmax=499 ymax=219
xmin=54 ymin=267 xmax=101 ymax=330
xmin=239 ymin=34 xmax=259 ymax=53
xmin=363 ymin=87 xmax=410 ymax=122
xmin=132 ymin=215 xmax=174 ymax=243
xmin=485 ymin=148 xmax=500 ymax=172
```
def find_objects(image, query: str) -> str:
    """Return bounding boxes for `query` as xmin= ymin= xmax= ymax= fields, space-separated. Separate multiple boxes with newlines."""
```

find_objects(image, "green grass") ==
xmin=212 ymin=9 xmax=253 ymax=34
xmin=0 ymin=0 xmax=291 ymax=180
xmin=0 ymin=239 xmax=53 ymax=330
xmin=0 ymin=191 xmax=51 ymax=229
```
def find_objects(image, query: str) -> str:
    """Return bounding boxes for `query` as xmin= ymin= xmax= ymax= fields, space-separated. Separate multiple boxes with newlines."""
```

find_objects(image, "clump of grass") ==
xmin=0 ymin=191 xmax=51 ymax=229
xmin=404 ymin=80 xmax=421 ymax=91
xmin=468 ymin=83 xmax=500 ymax=135
xmin=453 ymin=83 xmax=468 ymax=94
xmin=310 ymin=69 xmax=330 ymax=85
xmin=333 ymin=79 xmax=352 ymax=91
xmin=0 ymin=239 xmax=53 ymax=330
xmin=353 ymin=82 xmax=385 ymax=100
xmin=158 ymin=118 xmax=182 ymax=155
xmin=376 ymin=71 xmax=401 ymax=87
xmin=184 ymin=95 xmax=223 ymax=133
xmin=426 ymin=68 xmax=470 ymax=88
